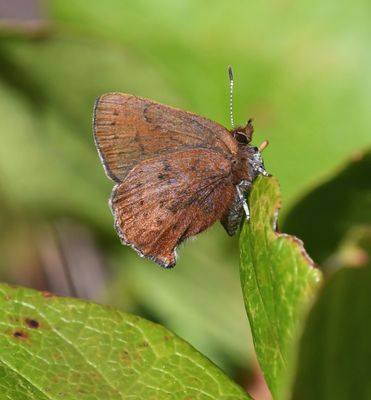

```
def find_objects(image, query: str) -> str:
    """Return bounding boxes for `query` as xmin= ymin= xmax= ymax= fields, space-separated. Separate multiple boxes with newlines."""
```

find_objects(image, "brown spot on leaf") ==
xmin=25 ymin=318 xmax=39 ymax=329
xmin=13 ymin=331 xmax=28 ymax=340
xmin=121 ymin=350 xmax=131 ymax=365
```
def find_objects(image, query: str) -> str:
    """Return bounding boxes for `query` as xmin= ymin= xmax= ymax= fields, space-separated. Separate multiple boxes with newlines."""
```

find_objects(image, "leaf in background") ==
xmin=283 ymin=150 xmax=371 ymax=265
xmin=291 ymin=260 xmax=371 ymax=400
xmin=239 ymin=176 xmax=322 ymax=399
xmin=0 ymin=283 xmax=252 ymax=400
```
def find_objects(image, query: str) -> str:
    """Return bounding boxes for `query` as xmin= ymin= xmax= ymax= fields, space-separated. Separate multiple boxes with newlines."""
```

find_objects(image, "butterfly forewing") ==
xmin=93 ymin=93 xmax=238 ymax=182
xmin=111 ymin=148 xmax=235 ymax=267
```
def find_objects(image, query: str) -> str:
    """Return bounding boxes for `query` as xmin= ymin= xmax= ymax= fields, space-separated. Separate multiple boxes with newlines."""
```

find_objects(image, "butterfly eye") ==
xmin=234 ymin=132 xmax=249 ymax=144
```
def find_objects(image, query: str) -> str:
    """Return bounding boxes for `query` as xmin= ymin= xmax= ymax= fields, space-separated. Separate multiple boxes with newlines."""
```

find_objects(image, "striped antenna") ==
xmin=228 ymin=65 xmax=235 ymax=129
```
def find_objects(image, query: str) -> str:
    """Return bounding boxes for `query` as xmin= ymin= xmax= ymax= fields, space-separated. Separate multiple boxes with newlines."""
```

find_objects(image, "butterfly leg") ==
xmin=236 ymin=185 xmax=250 ymax=221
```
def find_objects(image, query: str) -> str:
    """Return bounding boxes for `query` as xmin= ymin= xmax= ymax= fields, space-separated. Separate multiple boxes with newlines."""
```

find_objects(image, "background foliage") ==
xmin=0 ymin=0 xmax=370 ymax=398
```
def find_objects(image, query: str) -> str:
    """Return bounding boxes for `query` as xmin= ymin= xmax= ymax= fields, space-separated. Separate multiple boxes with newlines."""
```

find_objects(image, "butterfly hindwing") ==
xmin=110 ymin=148 xmax=235 ymax=267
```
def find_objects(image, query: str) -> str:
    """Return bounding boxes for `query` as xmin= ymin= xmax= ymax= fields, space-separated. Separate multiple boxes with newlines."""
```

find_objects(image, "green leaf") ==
xmin=283 ymin=150 xmax=371 ymax=265
xmin=239 ymin=176 xmax=322 ymax=399
xmin=292 ymin=261 xmax=371 ymax=400
xmin=0 ymin=284 xmax=251 ymax=399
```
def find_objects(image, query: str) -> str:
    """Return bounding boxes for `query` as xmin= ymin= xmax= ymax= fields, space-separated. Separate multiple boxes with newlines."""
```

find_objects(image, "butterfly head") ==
xmin=231 ymin=118 xmax=254 ymax=145
xmin=231 ymin=119 xmax=270 ymax=180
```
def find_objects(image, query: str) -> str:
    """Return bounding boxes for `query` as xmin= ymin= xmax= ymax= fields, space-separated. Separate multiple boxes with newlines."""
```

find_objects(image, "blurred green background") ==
xmin=0 ymin=0 xmax=370 ymax=395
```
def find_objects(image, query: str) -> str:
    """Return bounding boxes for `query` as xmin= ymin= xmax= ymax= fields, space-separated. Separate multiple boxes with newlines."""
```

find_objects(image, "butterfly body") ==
xmin=93 ymin=93 xmax=267 ymax=267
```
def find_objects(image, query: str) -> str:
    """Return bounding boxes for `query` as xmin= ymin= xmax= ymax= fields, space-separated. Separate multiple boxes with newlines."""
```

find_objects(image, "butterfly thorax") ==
xmin=221 ymin=122 xmax=268 ymax=236
xmin=231 ymin=144 xmax=255 ymax=185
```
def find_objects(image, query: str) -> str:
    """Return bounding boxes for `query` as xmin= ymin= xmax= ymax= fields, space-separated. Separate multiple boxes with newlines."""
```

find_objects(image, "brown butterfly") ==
xmin=93 ymin=67 xmax=269 ymax=268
